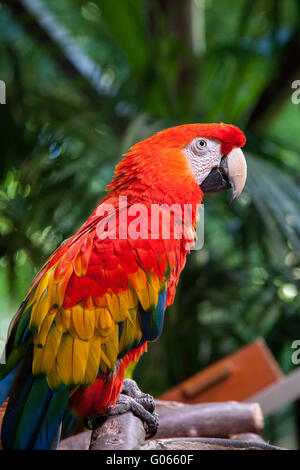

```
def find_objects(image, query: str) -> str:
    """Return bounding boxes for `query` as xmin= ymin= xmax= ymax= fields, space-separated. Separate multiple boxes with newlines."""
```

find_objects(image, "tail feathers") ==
xmin=0 ymin=365 xmax=19 ymax=407
xmin=62 ymin=409 xmax=77 ymax=438
xmin=31 ymin=384 xmax=69 ymax=450
xmin=1 ymin=374 xmax=69 ymax=450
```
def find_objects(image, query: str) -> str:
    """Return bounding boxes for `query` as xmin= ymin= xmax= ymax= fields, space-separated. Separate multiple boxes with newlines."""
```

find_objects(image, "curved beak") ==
xmin=200 ymin=148 xmax=247 ymax=203
xmin=224 ymin=148 xmax=247 ymax=203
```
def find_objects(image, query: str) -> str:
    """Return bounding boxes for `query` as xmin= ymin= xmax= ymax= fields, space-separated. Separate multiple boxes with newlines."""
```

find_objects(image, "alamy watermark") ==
xmin=291 ymin=340 xmax=300 ymax=365
xmin=0 ymin=322 xmax=8 ymax=364
xmin=0 ymin=341 xmax=6 ymax=364
xmin=0 ymin=80 xmax=6 ymax=104
xmin=95 ymin=196 xmax=204 ymax=250
xmin=291 ymin=80 xmax=300 ymax=104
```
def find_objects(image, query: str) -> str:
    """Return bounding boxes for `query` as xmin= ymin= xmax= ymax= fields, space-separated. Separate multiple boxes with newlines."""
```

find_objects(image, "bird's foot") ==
xmin=85 ymin=379 xmax=159 ymax=438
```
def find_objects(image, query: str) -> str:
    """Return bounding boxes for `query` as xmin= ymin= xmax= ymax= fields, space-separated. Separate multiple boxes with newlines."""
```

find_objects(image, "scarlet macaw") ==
xmin=0 ymin=123 xmax=246 ymax=449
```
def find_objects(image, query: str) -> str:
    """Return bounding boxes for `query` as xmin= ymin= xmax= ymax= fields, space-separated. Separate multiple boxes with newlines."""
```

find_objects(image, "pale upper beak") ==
xmin=200 ymin=147 xmax=247 ymax=202
xmin=224 ymin=147 xmax=247 ymax=203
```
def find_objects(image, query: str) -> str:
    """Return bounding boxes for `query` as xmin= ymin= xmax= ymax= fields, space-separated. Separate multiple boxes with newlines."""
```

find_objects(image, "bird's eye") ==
xmin=189 ymin=137 xmax=208 ymax=155
xmin=196 ymin=139 xmax=207 ymax=149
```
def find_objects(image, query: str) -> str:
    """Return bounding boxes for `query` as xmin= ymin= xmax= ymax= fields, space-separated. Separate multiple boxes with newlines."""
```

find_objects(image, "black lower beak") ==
xmin=200 ymin=160 xmax=231 ymax=194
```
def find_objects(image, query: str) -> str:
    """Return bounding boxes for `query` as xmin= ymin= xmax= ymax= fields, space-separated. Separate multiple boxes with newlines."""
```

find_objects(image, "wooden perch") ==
xmin=154 ymin=401 xmax=264 ymax=439
xmin=229 ymin=432 xmax=266 ymax=443
xmin=62 ymin=400 xmax=265 ymax=450
xmin=89 ymin=412 xmax=146 ymax=451
xmin=138 ymin=437 xmax=284 ymax=451
xmin=58 ymin=400 xmax=285 ymax=450
xmin=58 ymin=431 xmax=91 ymax=451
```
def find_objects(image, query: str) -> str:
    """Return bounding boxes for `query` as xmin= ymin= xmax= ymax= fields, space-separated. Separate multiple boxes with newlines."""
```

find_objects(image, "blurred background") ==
xmin=1 ymin=0 xmax=300 ymax=448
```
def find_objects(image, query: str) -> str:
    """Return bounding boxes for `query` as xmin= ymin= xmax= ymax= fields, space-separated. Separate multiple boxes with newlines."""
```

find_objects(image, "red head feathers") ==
xmin=107 ymin=123 xmax=246 ymax=206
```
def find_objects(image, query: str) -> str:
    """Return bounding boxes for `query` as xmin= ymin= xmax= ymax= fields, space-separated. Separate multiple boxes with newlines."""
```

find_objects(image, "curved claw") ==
xmin=144 ymin=410 xmax=159 ymax=439
xmin=85 ymin=379 xmax=159 ymax=438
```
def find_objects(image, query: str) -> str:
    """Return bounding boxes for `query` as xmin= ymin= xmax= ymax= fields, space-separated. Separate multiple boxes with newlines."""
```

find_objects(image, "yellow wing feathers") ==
xmin=26 ymin=263 xmax=163 ymax=390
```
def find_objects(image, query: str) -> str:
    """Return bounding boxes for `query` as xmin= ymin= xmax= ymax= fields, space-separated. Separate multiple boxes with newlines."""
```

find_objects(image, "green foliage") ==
xmin=1 ymin=0 xmax=300 ymax=448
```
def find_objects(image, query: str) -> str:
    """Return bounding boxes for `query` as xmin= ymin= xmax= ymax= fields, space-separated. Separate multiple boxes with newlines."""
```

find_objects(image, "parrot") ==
xmin=0 ymin=123 xmax=246 ymax=450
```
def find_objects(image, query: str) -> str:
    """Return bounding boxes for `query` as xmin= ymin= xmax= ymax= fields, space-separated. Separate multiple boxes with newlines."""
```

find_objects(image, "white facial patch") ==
xmin=184 ymin=138 xmax=223 ymax=185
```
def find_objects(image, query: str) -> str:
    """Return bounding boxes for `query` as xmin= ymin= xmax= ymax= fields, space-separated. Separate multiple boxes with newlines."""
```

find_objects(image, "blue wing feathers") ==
xmin=0 ymin=365 xmax=19 ymax=407
xmin=137 ymin=287 xmax=168 ymax=345
xmin=1 ymin=371 xmax=69 ymax=450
